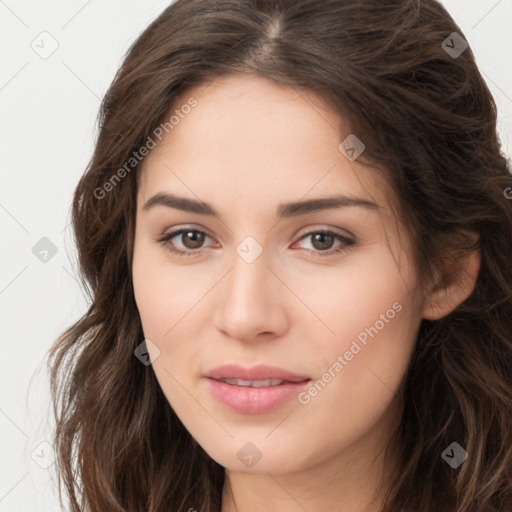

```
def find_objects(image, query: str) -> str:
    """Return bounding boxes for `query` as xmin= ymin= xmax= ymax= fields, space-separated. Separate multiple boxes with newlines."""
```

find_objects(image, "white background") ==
xmin=1 ymin=1 xmax=511 ymax=510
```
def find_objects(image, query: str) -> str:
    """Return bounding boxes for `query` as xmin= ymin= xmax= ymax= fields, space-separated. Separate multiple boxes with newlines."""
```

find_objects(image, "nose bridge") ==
xmin=213 ymin=237 xmax=286 ymax=340
xmin=225 ymin=241 xmax=275 ymax=311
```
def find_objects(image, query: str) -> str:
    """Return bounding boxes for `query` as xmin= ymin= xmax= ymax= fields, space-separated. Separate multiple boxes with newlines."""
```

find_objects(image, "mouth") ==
xmin=204 ymin=364 xmax=311 ymax=414
xmin=216 ymin=378 xmax=291 ymax=387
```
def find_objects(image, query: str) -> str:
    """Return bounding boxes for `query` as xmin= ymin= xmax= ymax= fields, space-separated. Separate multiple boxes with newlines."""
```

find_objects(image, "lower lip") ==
xmin=206 ymin=378 xmax=310 ymax=414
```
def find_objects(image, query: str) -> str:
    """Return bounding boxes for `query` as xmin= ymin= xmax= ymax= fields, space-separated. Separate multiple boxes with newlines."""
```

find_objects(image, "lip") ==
xmin=205 ymin=364 xmax=311 ymax=414
xmin=205 ymin=364 xmax=310 ymax=382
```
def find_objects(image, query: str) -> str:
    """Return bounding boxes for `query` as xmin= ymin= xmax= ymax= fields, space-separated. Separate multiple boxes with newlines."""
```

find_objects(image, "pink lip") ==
xmin=205 ymin=364 xmax=310 ymax=382
xmin=205 ymin=364 xmax=311 ymax=414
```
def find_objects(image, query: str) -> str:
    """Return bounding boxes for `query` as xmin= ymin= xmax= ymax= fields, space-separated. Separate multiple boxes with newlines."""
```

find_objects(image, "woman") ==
xmin=47 ymin=0 xmax=512 ymax=511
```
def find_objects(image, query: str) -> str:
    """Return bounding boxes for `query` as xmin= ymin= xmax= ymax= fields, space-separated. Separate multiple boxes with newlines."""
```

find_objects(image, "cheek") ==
xmin=132 ymin=235 xmax=200 ymax=339
xmin=131 ymin=239 xmax=217 ymax=408
xmin=290 ymin=248 xmax=421 ymax=410
xmin=301 ymin=285 xmax=420 ymax=427
xmin=132 ymin=247 xmax=206 ymax=411
xmin=281 ymin=242 xmax=420 ymax=352
xmin=291 ymin=296 xmax=419 ymax=466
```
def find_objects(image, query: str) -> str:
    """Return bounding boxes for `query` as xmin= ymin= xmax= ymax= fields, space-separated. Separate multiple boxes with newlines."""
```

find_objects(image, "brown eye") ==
xmin=310 ymin=232 xmax=336 ymax=251
xmin=179 ymin=230 xmax=206 ymax=249
xmin=294 ymin=230 xmax=355 ymax=257
xmin=156 ymin=228 xmax=213 ymax=257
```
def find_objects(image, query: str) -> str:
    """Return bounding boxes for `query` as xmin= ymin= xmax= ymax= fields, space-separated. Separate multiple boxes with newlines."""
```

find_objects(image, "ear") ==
xmin=421 ymin=232 xmax=481 ymax=321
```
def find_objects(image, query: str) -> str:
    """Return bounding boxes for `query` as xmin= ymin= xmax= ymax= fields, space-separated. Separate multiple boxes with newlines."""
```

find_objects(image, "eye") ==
xmin=155 ymin=228 xmax=214 ymax=257
xmin=155 ymin=227 xmax=355 ymax=258
xmin=292 ymin=230 xmax=355 ymax=257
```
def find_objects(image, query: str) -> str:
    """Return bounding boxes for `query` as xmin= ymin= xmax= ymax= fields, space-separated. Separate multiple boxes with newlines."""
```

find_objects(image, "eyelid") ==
xmin=293 ymin=224 xmax=355 ymax=241
xmin=155 ymin=224 xmax=215 ymax=242
xmin=158 ymin=224 xmax=354 ymax=242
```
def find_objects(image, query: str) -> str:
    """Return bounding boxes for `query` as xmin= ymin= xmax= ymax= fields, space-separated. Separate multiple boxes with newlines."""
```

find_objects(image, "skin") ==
xmin=131 ymin=74 xmax=480 ymax=511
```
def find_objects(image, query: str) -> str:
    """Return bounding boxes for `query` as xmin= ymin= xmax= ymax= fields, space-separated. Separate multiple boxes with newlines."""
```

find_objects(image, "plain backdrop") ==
xmin=1 ymin=1 xmax=511 ymax=510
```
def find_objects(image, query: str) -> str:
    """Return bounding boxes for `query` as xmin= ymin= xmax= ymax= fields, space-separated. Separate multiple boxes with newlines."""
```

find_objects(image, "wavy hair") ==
xmin=47 ymin=1 xmax=512 ymax=511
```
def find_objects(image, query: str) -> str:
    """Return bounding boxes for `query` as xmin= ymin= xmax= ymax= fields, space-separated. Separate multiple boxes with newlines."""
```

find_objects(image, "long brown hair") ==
xmin=47 ymin=1 xmax=512 ymax=510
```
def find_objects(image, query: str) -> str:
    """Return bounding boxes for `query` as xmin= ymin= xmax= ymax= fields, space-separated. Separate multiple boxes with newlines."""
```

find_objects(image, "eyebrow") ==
xmin=142 ymin=192 xmax=379 ymax=218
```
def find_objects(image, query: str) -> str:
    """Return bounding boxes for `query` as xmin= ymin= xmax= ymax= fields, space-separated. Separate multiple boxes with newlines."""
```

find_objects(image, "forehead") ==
xmin=138 ymin=74 xmax=392 ymax=215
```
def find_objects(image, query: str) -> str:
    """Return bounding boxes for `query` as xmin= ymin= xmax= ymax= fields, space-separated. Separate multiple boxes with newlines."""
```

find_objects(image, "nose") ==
xmin=212 ymin=244 xmax=289 ymax=343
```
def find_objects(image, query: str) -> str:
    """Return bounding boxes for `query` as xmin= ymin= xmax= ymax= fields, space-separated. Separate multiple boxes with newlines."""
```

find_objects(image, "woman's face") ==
xmin=132 ymin=74 xmax=428 ymax=475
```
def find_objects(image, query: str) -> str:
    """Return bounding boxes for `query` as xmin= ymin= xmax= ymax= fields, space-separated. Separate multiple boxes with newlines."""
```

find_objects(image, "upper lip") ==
xmin=205 ymin=364 xmax=310 ymax=383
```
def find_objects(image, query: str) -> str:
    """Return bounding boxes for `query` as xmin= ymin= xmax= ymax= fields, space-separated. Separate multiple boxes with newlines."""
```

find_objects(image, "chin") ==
xmin=198 ymin=434 xmax=323 ymax=475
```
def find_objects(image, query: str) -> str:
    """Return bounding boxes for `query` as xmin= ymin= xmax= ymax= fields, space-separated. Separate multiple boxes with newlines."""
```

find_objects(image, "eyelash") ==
xmin=154 ymin=228 xmax=355 ymax=258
